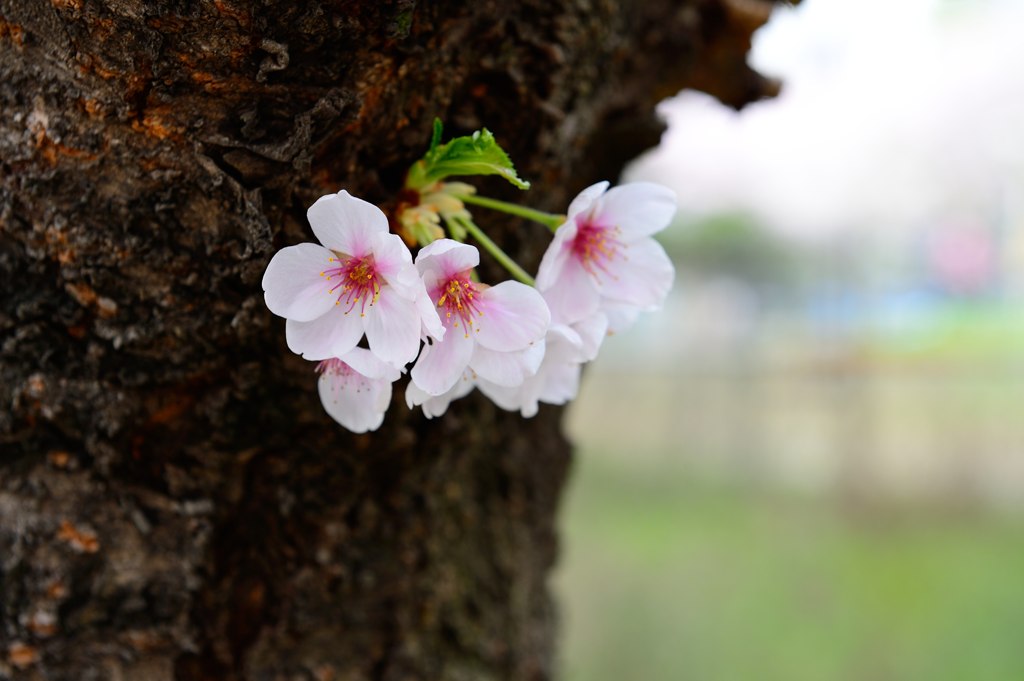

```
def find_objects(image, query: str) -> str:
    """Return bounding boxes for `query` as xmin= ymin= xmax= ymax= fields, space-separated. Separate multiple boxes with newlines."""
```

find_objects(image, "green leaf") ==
xmin=407 ymin=122 xmax=530 ymax=190
xmin=429 ymin=118 xmax=444 ymax=154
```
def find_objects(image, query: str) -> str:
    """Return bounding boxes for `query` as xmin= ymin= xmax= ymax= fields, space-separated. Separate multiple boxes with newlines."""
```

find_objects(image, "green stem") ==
xmin=453 ymin=193 xmax=564 ymax=231
xmin=456 ymin=216 xmax=536 ymax=286
xmin=441 ymin=214 xmax=467 ymax=243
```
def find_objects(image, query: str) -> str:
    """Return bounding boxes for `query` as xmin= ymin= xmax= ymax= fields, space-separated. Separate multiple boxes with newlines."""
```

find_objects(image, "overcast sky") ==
xmin=630 ymin=0 xmax=1024 ymax=240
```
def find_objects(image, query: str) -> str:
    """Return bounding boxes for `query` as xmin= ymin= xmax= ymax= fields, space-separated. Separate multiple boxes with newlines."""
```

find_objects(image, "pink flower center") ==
xmin=316 ymin=358 xmax=352 ymax=377
xmin=436 ymin=273 xmax=483 ymax=338
xmin=572 ymin=219 xmax=624 ymax=279
xmin=317 ymin=358 xmax=371 ymax=392
xmin=321 ymin=254 xmax=382 ymax=316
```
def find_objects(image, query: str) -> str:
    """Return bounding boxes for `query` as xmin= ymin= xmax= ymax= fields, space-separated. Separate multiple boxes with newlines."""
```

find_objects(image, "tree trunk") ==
xmin=0 ymin=1 xmax=778 ymax=678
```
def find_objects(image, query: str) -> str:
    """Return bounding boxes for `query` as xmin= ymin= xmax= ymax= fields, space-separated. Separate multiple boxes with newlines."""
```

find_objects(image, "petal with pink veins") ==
xmin=539 ymin=255 xmax=601 ymax=326
xmin=474 ymin=282 xmax=550 ymax=353
xmin=317 ymin=361 xmax=392 ymax=433
xmin=597 ymin=182 xmax=677 ymax=241
xmin=307 ymin=190 xmax=388 ymax=255
xmin=595 ymin=238 xmax=674 ymax=311
xmin=371 ymin=232 xmax=420 ymax=299
xmin=535 ymin=219 xmax=578 ymax=290
xmin=566 ymin=181 xmax=610 ymax=219
xmin=415 ymin=239 xmax=480 ymax=291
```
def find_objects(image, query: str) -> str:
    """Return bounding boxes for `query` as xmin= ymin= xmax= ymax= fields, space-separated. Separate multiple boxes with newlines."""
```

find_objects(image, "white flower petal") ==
xmin=470 ymin=341 xmax=545 ymax=388
xmin=535 ymin=220 xmax=577 ymax=290
xmin=415 ymin=285 xmax=445 ymax=341
xmin=572 ymin=311 xmax=609 ymax=362
xmin=338 ymin=347 xmax=402 ymax=382
xmin=404 ymin=379 xmax=429 ymax=410
xmin=318 ymin=363 xmax=392 ymax=433
xmin=405 ymin=372 xmax=476 ymax=418
xmin=371 ymin=232 xmax=419 ymax=299
xmin=364 ymin=288 xmax=422 ymax=368
xmin=596 ymin=182 xmax=677 ymax=241
xmin=567 ymin=181 xmax=610 ymax=219
xmin=307 ymin=190 xmax=388 ymax=255
xmin=539 ymin=256 xmax=601 ymax=326
xmin=262 ymin=242 xmax=337 ymax=322
xmin=415 ymin=239 xmax=480 ymax=295
xmin=596 ymin=237 xmax=675 ymax=311
xmin=473 ymin=282 xmax=550 ymax=352
xmin=410 ymin=327 xmax=475 ymax=395
xmin=602 ymin=300 xmax=643 ymax=334
xmin=538 ymin=361 xmax=582 ymax=406
xmin=477 ymin=378 xmax=536 ymax=417
xmin=534 ymin=181 xmax=610 ymax=294
xmin=544 ymin=325 xmax=584 ymax=363
xmin=479 ymin=333 xmax=582 ymax=417
xmin=285 ymin=304 xmax=364 ymax=360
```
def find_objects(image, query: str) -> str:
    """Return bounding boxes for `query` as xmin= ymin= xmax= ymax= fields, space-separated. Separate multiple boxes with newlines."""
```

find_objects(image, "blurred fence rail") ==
xmin=569 ymin=326 xmax=1024 ymax=513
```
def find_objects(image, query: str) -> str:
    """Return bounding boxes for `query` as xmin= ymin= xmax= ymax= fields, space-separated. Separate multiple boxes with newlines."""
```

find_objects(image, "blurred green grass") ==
xmin=554 ymin=454 xmax=1024 ymax=681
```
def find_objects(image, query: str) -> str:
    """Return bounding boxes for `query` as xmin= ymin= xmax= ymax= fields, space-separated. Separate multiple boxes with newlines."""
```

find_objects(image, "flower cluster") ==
xmin=262 ymin=123 xmax=676 ymax=432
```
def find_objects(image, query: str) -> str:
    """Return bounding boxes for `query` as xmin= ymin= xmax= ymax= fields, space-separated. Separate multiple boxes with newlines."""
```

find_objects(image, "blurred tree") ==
xmin=0 ymin=1 xmax=780 ymax=678
xmin=664 ymin=213 xmax=799 ymax=287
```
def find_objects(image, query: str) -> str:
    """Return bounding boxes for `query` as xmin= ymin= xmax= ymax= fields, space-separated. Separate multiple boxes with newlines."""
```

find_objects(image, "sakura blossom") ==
xmin=262 ymin=190 xmax=442 ymax=368
xmin=316 ymin=348 xmax=401 ymax=433
xmin=409 ymin=239 xmax=550 ymax=398
xmin=263 ymin=123 xmax=681 ymax=429
xmin=536 ymin=181 xmax=677 ymax=333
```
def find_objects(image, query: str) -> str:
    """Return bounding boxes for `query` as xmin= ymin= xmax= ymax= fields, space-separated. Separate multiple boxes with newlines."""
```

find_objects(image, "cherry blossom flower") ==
xmin=409 ymin=239 xmax=550 ymax=397
xmin=262 ymin=190 xmax=443 ymax=367
xmin=536 ymin=181 xmax=677 ymax=333
xmin=316 ymin=348 xmax=401 ymax=433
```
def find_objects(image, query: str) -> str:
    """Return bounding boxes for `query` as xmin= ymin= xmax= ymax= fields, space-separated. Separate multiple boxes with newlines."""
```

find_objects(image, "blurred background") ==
xmin=554 ymin=0 xmax=1024 ymax=679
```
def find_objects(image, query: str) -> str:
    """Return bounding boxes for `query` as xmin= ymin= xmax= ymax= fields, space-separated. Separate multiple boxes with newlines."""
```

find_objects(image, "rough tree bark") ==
xmin=0 ymin=1 xmax=779 ymax=679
